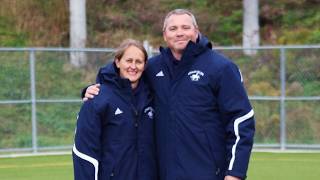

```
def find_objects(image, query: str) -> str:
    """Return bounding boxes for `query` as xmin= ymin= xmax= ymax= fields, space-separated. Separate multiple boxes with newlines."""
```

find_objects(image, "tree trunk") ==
xmin=69 ymin=0 xmax=87 ymax=67
xmin=243 ymin=0 xmax=260 ymax=56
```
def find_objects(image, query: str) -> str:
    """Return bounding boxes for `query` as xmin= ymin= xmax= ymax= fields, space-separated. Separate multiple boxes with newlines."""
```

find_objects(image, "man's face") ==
xmin=163 ymin=14 xmax=199 ymax=56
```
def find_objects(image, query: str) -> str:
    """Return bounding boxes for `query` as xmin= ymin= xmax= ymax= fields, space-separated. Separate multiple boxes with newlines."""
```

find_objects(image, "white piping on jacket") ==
xmin=228 ymin=109 xmax=254 ymax=170
xmin=73 ymin=144 xmax=99 ymax=180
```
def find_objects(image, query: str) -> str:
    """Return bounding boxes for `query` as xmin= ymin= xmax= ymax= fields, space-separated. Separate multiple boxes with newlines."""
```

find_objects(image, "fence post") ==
xmin=280 ymin=48 xmax=286 ymax=150
xmin=29 ymin=49 xmax=38 ymax=153
xmin=143 ymin=40 xmax=153 ymax=57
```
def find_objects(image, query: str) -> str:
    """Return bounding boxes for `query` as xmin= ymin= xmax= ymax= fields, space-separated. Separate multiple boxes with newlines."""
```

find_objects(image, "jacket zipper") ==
xmin=133 ymin=107 xmax=140 ymax=178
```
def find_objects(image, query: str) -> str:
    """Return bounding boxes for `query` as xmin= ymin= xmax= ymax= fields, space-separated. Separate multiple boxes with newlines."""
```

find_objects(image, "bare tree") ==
xmin=69 ymin=0 xmax=87 ymax=67
xmin=243 ymin=0 xmax=260 ymax=55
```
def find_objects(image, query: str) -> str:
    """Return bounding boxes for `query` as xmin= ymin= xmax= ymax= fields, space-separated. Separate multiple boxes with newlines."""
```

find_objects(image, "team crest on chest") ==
xmin=188 ymin=70 xmax=204 ymax=81
xmin=144 ymin=107 xmax=154 ymax=119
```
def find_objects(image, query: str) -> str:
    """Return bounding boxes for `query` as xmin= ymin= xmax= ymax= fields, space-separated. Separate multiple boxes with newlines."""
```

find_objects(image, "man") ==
xmin=84 ymin=9 xmax=255 ymax=180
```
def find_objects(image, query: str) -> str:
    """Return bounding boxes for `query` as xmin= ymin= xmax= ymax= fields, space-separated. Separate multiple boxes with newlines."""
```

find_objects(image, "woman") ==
xmin=73 ymin=39 xmax=157 ymax=180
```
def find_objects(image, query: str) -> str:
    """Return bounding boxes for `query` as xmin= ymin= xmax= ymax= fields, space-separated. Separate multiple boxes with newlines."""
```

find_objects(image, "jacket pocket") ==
xmin=202 ymin=130 xmax=223 ymax=177
xmin=109 ymin=168 xmax=115 ymax=180
xmin=100 ymin=141 xmax=122 ymax=180
xmin=99 ymin=161 xmax=117 ymax=180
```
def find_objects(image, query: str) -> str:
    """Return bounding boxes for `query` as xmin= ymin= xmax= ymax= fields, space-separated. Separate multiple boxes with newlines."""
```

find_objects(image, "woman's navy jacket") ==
xmin=144 ymin=35 xmax=255 ymax=180
xmin=73 ymin=63 xmax=157 ymax=180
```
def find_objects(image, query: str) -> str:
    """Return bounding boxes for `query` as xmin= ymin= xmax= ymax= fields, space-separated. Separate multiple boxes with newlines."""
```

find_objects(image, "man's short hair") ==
xmin=162 ymin=9 xmax=198 ymax=32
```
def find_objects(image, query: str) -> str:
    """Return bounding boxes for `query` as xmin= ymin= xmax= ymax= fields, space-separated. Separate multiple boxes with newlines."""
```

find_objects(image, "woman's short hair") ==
xmin=114 ymin=39 xmax=148 ymax=63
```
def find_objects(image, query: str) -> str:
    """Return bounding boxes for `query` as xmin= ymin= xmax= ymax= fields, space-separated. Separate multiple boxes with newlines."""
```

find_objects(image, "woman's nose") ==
xmin=130 ymin=63 xmax=137 ymax=69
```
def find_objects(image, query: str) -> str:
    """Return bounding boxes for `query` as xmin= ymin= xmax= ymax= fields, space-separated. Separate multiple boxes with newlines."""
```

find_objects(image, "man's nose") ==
xmin=176 ymin=28 xmax=184 ymax=36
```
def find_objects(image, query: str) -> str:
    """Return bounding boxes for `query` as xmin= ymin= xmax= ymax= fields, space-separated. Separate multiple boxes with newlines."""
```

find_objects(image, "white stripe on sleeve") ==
xmin=228 ymin=109 xmax=254 ymax=170
xmin=73 ymin=144 xmax=99 ymax=180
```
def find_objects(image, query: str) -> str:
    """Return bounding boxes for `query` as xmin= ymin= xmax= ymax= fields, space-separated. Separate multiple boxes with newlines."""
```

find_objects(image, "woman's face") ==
xmin=115 ymin=45 xmax=146 ymax=88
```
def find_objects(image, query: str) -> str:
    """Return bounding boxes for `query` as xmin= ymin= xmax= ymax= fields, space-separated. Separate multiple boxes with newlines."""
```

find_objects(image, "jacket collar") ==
xmin=159 ymin=34 xmax=211 ymax=77
xmin=98 ymin=62 xmax=131 ymax=90
xmin=159 ymin=33 xmax=212 ymax=59
xmin=97 ymin=62 xmax=152 ymax=110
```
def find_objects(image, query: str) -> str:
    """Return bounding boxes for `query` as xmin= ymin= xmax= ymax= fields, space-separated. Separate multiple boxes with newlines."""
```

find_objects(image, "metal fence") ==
xmin=0 ymin=45 xmax=319 ymax=154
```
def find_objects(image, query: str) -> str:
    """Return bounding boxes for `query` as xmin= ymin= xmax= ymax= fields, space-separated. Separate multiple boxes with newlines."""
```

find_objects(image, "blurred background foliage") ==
xmin=0 ymin=0 xmax=319 ymax=47
xmin=0 ymin=0 xmax=319 ymax=149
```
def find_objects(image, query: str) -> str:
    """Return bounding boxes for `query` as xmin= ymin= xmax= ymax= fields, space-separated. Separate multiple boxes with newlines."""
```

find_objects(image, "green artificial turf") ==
xmin=0 ymin=152 xmax=319 ymax=180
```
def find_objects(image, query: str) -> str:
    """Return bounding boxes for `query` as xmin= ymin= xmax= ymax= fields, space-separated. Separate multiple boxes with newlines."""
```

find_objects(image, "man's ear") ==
xmin=195 ymin=27 xmax=200 ymax=37
xmin=163 ymin=31 xmax=167 ymax=42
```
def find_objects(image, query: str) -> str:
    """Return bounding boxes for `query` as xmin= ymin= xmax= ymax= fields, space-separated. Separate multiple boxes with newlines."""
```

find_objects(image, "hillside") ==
xmin=0 ymin=0 xmax=319 ymax=48
xmin=1 ymin=0 xmax=320 ymax=150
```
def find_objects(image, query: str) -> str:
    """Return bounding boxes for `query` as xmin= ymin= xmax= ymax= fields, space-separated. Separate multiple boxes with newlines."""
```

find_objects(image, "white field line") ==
xmin=0 ymin=151 xmax=71 ymax=158
xmin=0 ymin=162 xmax=71 ymax=169
xmin=252 ymin=149 xmax=320 ymax=153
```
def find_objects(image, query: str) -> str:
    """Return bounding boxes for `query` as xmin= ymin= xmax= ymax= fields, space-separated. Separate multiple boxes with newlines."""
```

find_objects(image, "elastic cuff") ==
xmin=225 ymin=170 xmax=246 ymax=180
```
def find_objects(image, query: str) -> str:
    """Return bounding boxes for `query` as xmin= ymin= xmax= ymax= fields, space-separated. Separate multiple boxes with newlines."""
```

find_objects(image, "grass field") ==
xmin=0 ymin=152 xmax=319 ymax=180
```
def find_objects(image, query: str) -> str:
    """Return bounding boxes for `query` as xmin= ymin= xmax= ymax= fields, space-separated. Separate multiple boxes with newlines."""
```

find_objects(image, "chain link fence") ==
xmin=0 ymin=45 xmax=319 ymax=154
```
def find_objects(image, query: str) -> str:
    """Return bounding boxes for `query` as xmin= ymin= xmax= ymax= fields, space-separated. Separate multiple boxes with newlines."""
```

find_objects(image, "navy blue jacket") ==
xmin=145 ymin=35 xmax=255 ymax=180
xmin=73 ymin=63 xmax=157 ymax=180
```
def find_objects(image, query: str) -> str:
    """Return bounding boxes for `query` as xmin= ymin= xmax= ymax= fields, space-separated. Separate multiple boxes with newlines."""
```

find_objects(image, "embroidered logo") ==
xmin=188 ymin=70 xmax=204 ymax=81
xmin=156 ymin=71 xmax=164 ymax=77
xmin=115 ymin=108 xmax=123 ymax=115
xmin=144 ymin=107 xmax=154 ymax=119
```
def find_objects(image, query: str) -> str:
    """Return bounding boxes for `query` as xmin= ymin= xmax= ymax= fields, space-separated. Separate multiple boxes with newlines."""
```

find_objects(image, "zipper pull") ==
xmin=134 ymin=109 xmax=138 ymax=117
xmin=134 ymin=110 xmax=139 ymax=127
